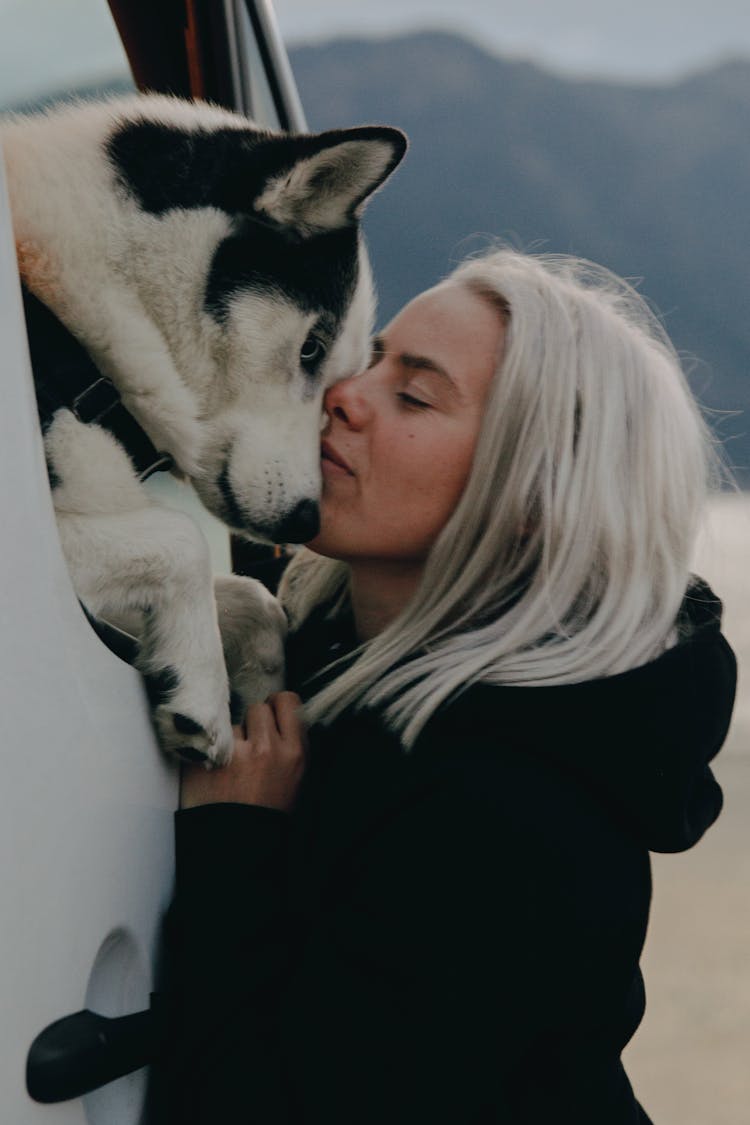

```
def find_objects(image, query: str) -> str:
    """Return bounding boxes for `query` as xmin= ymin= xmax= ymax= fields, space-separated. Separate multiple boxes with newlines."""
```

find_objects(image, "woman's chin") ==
xmin=302 ymin=530 xmax=343 ymax=559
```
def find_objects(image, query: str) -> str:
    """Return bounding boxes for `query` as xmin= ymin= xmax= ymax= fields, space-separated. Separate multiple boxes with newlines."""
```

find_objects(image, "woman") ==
xmin=163 ymin=249 xmax=737 ymax=1124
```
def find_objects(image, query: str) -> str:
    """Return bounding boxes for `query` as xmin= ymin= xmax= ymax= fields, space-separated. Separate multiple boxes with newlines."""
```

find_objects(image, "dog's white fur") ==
xmin=1 ymin=95 xmax=404 ymax=764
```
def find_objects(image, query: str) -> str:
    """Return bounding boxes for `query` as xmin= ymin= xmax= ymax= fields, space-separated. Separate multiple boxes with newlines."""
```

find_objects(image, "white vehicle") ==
xmin=0 ymin=4 xmax=305 ymax=1121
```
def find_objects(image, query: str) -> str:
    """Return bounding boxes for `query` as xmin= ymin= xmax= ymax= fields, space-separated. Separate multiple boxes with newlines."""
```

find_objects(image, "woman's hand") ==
xmin=180 ymin=692 xmax=308 ymax=813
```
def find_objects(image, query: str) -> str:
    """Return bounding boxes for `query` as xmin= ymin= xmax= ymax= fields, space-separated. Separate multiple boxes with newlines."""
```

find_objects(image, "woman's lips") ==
xmin=321 ymin=440 xmax=354 ymax=475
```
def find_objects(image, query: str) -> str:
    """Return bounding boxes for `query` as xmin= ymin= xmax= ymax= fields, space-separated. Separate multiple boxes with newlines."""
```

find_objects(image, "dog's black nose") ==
xmin=276 ymin=499 xmax=320 ymax=543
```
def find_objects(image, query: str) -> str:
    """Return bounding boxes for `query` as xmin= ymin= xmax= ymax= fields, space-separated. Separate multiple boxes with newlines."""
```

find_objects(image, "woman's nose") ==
xmin=323 ymin=374 xmax=370 ymax=430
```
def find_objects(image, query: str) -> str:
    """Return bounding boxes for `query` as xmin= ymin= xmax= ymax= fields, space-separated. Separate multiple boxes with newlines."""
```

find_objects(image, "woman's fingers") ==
xmin=245 ymin=700 xmax=277 ymax=739
xmin=181 ymin=695 xmax=307 ymax=811
xmin=268 ymin=692 xmax=305 ymax=737
xmin=244 ymin=693 xmax=305 ymax=749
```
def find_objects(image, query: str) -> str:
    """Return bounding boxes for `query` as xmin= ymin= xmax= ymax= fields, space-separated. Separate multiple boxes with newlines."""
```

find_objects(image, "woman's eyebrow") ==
xmin=401 ymin=351 xmax=455 ymax=384
xmin=372 ymin=334 xmax=461 ymax=395
xmin=370 ymin=334 xmax=386 ymax=362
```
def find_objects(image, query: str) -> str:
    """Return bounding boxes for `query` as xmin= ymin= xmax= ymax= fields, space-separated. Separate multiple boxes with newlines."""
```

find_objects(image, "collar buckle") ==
xmin=72 ymin=377 xmax=120 ymax=425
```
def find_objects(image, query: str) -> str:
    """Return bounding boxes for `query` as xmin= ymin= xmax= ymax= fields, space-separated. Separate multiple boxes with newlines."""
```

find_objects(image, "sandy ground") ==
xmin=624 ymin=493 xmax=750 ymax=1124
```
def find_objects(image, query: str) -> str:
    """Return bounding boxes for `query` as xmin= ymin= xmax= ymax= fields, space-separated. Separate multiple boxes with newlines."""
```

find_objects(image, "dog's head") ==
xmin=108 ymin=103 xmax=407 ymax=543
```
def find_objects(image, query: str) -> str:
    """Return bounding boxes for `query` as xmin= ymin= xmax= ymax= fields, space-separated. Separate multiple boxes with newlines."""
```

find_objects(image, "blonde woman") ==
xmin=165 ymin=249 xmax=736 ymax=1124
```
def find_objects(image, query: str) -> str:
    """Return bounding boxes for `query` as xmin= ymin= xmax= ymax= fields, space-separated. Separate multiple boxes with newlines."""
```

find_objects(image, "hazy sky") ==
xmin=1 ymin=0 xmax=749 ymax=108
xmin=274 ymin=0 xmax=750 ymax=81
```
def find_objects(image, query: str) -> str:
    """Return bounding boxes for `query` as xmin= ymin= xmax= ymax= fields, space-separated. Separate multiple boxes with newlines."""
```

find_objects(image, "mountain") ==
xmin=4 ymin=31 xmax=748 ymax=482
xmin=289 ymin=32 xmax=750 ymax=484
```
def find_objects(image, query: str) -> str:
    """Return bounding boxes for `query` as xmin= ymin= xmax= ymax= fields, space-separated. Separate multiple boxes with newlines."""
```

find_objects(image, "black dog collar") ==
xmin=21 ymin=285 xmax=174 ymax=481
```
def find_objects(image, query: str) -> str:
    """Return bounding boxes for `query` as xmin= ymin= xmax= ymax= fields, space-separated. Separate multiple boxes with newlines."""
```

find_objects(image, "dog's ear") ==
xmin=253 ymin=126 xmax=407 ymax=236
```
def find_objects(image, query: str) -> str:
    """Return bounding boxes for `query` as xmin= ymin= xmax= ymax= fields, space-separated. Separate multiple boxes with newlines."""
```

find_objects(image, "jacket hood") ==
xmin=423 ymin=577 xmax=736 ymax=854
xmin=287 ymin=577 xmax=737 ymax=856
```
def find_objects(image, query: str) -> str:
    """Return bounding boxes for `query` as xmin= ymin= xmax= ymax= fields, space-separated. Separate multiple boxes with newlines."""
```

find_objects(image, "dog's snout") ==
xmin=276 ymin=499 xmax=320 ymax=543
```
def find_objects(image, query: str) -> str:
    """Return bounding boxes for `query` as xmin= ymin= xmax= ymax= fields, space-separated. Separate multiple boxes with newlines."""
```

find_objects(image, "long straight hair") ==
xmin=280 ymin=248 xmax=723 ymax=748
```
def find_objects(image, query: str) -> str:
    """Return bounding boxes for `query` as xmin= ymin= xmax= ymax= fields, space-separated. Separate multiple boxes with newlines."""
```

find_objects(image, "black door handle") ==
xmin=26 ymin=993 xmax=165 ymax=1104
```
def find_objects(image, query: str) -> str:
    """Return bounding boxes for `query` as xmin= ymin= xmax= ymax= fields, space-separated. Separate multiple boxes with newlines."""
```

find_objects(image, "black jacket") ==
xmin=162 ymin=578 xmax=736 ymax=1123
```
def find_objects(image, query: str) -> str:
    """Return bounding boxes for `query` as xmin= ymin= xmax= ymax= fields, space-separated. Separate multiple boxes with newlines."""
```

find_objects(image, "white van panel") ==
xmin=0 ymin=146 xmax=178 ymax=1123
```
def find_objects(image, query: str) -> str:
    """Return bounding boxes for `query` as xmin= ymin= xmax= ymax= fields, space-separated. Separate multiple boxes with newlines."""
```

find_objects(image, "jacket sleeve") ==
xmin=160 ymin=764 xmax=642 ymax=1124
xmin=160 ymin=777 xmax=534 ymax=1124
xmin=160 ymin=802 xmax=294 ymax=1122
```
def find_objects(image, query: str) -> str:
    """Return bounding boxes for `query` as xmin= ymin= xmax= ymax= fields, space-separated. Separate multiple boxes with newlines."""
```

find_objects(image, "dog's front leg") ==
xmin=56 ymin=285 xmax=205 ymax=477
xmin=57 ymin=506 xmax=233 ymax=766
xmin=213 ymin=575 xmax=287 ymax=722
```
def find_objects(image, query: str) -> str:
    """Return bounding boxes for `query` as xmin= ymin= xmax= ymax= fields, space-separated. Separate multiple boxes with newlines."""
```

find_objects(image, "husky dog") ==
xmin=2 ymin=95 xmax=406 ymax=765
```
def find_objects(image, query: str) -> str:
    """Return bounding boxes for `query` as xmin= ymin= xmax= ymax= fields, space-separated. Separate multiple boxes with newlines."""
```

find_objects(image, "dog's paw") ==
xmin=214 ymin=574 xmax=287 ymax=716
xmin=154 ymin=703 xmax=233 ymax=768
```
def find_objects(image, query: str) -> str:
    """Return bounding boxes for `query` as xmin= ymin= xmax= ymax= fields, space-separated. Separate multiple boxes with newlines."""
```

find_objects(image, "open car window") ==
xmin=2 ymin=0 xmax=308 ymax=583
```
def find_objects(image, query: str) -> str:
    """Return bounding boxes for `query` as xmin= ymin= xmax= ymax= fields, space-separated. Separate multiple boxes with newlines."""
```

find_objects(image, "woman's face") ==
xmin=307 ymin=283 xmax=504 ymax=564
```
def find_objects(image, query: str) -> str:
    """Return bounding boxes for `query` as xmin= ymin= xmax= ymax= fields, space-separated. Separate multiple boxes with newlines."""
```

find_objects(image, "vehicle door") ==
xmin=0 ymin=3 xmax=304 ymax=1122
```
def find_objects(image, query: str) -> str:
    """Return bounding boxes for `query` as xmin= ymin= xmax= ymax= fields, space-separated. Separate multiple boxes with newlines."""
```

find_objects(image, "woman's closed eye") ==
xmin=397 ymin=390 xmax=432 ymax=409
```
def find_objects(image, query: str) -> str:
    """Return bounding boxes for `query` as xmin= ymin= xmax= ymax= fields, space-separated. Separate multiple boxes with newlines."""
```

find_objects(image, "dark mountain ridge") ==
xmin=290 ymin=32 xmax=750 ymax=483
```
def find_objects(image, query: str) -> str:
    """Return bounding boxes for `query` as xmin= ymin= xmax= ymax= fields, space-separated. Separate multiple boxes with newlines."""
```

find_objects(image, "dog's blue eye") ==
xmin=300 ymin=334 xmax=325 ymax=370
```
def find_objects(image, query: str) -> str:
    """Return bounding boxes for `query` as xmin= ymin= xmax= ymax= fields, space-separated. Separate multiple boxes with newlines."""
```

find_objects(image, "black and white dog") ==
xmin=2 ymin=95 xmax=406 ymax=765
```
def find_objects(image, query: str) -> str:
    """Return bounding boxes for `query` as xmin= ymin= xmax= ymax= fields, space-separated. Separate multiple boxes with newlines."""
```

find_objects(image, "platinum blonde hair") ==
xmin=280 ymin=247 xmax=722 ymax=748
